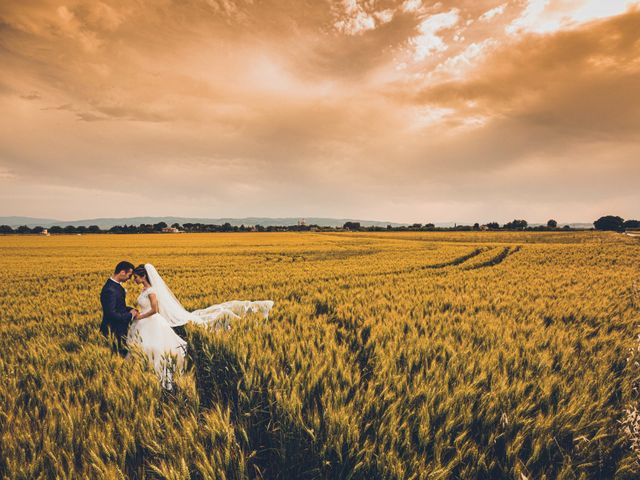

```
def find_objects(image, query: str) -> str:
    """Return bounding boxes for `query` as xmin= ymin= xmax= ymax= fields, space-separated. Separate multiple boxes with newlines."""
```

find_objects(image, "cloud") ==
xmin=410 ymin=9 xmax=460 ymax=61
xmin=0 ymin=167 xmax=15 ymax=179
xmin=381 ymin=8 xmax=640 ymax=197
xmin=432 ymin=38 xmax=497 ymax=78
xmin=507 ymin=0 xmax=639 ymax=34
xmin=415 ymin=9 xmax=640 ymax=137
xmin=479 ymin=3 xmax=507 ymax=22
xmin=333 ymin=0 xmax=397 ymax=35
xmin=402 ymin=0 xmax=423 ymax=13
xmin=0 ymin=0 xmax=638 ymax=222
xmin=19 ymin=91 xmax=41 ymax=100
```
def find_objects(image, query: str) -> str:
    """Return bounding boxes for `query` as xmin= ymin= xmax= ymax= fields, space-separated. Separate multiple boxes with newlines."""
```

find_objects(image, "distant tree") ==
xmin=76 ymin=226 xmax=88 ymax=234
xmin=503 ymin=219 xmax=528 ymax=230
xmin=63 ymin=225 xmax=77 ymax=234
xmin=171 ymin=223 xmax=181 ymax=229
xmin=343 ymin=222 xmax=361 ymax=230
xmin=87 ymin=225 xmax=101 ymax=233
xmin=31 ymin=226 xmax=45 ymax=234
xmin=473 ymin=223 xmax=480 ymax=230
xmin=17 ymin=225 xmax=32 ymax=234
xmin=486 ymin=222 xmax=500 ymax=230
xmin=411 ymin=223 xmax=422 ymax=229
xmin=424 ymin=223 xmax=435 ymax=229
xmin=547 ymin=219 xmax=558 ymax=228
xmin=623 ymin=219 xmax=640 ymax=229
xmin=221 ymin=222 xmax=233 ymax=232
xmin=49 ymin=226 xmax=64 ymax=234
xmin=562 ymin=225 xmax=571 ymax=230
xmin=153 ymin=222 xmax=168 ymax=231
xmin=0 ymin=225 xmax=14 ymax=234
xmin=594 ymin=215 xmax=624 ymax=232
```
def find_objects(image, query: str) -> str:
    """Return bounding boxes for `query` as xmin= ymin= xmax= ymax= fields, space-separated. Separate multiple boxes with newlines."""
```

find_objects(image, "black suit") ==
xmin=100 ymin=279 xmax=134 ymax=355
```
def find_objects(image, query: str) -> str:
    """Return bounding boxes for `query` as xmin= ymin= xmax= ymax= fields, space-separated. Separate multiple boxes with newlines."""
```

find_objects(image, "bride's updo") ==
xmin=133 ymin=264 xmax=151 ymax=284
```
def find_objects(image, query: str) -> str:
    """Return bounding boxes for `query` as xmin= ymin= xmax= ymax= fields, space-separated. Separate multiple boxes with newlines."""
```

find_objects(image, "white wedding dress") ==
xmin=127 ymin=287 xmax=187 ymax=390
xmin=127 ymin=264 xmax=274 ymax=389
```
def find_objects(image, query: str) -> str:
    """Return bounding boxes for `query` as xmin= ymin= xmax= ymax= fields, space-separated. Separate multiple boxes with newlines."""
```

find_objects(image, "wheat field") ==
xmin=1 ymin=232 xmax=639 ymax=479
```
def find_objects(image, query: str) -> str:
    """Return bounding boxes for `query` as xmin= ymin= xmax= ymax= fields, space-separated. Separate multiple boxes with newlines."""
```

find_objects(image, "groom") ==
xmin=100 ymin=261 xmax=139 ymax=356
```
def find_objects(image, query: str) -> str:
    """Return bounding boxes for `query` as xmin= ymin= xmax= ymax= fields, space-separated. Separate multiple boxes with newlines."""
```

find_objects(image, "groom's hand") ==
xmin=131 ymin=309 xmax=139 ymax=319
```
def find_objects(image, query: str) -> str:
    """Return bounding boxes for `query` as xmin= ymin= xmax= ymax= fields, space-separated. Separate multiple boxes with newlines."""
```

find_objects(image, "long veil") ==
xmin=145 ymin=264 xmax=274 ymax=329
xmin=145 ymin=264 xmax=195 ymax=326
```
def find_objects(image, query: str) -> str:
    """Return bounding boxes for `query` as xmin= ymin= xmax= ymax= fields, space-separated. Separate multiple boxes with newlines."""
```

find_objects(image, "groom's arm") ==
xmin=103 ymin=288 xmax=135 ymax=326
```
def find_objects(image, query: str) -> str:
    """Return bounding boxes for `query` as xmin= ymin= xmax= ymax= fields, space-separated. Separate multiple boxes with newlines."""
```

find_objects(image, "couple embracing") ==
xmin=100 ymin=261 xmax=274 ymax=389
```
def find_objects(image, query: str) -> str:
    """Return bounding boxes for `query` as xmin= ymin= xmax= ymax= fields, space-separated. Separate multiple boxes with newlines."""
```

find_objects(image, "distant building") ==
xmin=41 ymin=229 xmax=50 ymax=236
xmin=161 ymin=227 xmax=181 ymax=233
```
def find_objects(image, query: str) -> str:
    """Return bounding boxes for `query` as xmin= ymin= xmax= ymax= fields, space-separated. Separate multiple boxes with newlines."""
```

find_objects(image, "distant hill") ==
xmin=0 ymin=216 xmax=60 ymax=227
xmin=0 ymin=216 xmax=408 ymax=229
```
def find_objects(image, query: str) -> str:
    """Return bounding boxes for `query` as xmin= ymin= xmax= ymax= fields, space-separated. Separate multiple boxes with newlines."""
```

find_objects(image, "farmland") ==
xmin=1 ymin=231 xmax=639 ymax=479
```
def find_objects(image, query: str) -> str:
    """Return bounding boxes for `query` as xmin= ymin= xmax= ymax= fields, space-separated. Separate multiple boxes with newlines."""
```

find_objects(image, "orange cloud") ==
xmin=0 ymin=0 xmax=638 ymax=222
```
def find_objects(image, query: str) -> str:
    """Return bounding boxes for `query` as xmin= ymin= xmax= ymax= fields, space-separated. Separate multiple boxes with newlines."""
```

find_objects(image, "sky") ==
xmin=0 ymin=0 xmax=639 ymax=224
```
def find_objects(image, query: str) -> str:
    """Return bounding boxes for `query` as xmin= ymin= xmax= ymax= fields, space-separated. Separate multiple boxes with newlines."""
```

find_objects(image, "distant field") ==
xmin=1 ymin=232 xmax=639 ymax=479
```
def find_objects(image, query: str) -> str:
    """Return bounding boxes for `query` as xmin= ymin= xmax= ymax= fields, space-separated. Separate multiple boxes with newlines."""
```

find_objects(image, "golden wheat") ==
xmin=0 ymin=232 xmax=638 ymax=479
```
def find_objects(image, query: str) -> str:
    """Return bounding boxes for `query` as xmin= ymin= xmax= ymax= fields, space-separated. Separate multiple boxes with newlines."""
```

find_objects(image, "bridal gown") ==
xmin=127 ymin=277 xmax=275 ymax=389
xmin=127 ymin=287 xmax=187 ymax=390
xmin=186 ymin=299 xmax=275 ymax=329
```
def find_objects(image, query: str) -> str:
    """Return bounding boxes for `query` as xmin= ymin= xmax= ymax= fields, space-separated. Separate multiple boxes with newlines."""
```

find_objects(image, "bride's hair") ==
xmin=133 ymin=264 xmax=151 ymax=285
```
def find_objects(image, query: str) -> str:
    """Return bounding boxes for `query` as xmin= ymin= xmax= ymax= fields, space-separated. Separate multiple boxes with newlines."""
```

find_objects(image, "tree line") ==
xmin=0 ymin=221 xmax=328 ymax=234
xmin=1 ymin=216 xmax=637 ymax=235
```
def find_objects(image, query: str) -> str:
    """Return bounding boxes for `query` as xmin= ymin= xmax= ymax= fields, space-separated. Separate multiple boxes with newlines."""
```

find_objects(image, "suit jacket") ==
xmin=100 ymin=279 xmax=133 ymax=341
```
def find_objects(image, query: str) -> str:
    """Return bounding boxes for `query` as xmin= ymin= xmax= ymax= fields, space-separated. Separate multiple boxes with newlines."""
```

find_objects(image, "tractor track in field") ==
xmin=421 ymin=247 xmax=487 ymax=269
xmin=256 ymin=246 xmax=519 ymax=298
xmin=463 ymin=246 xmax=521 ymax=270
xmin=339 ymin=246 xmax=490 ymax=279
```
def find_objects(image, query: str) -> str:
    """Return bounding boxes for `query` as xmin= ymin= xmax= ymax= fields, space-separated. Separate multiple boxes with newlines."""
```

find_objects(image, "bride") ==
xmin=127 ymin=263 xmax=274 ymax=389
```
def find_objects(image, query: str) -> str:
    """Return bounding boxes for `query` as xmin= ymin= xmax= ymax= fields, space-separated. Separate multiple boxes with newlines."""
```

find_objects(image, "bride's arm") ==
xmin=136 ymin=292 xmax=159 ymax=320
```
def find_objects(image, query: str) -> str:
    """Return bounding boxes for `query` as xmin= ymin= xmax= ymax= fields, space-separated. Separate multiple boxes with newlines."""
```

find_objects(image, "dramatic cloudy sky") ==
xmin=1 ymin=0 xmax=639 ymax=223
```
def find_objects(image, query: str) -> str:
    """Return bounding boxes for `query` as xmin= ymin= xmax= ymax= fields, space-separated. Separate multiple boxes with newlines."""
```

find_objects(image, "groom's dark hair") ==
xmin=114 ymin=261 xmax=135 ymax=274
